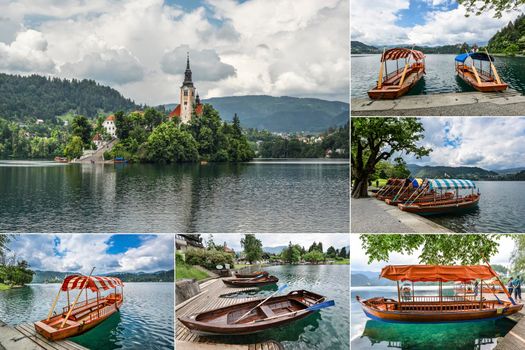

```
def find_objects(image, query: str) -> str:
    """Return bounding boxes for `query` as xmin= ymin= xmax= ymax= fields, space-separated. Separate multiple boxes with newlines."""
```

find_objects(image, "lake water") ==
xmin=202 ymin=264 xmax=350 ymax=350
xmin=0 ymin=282 xmax=174 ymax=349
xmin=351 ymin=286 xmax=515 ymax=350
xmin=351 ymin=54 xmax=525 ymax=97
xmin=0 ymin=160 xmax=349 ymax=233
xmin=426 ymin=181 xmax=525 ymax=233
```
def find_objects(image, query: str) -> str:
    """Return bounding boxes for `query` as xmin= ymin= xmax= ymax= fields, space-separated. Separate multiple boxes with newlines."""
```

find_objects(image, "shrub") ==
xmin=185 ymin=248 xmax=235 ymax=270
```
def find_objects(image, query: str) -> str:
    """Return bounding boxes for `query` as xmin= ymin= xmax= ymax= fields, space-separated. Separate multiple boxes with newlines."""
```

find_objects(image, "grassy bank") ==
xmin=0 ymin=283 xmax=11 ymax=291
xmin=176 ymin=263 xmax=209 ymax=281
xmin=333 ymin=259 xmax=350 ymax=265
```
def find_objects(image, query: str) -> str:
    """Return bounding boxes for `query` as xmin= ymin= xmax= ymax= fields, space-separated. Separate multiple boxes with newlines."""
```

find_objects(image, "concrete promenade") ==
xmin=351 ymin=89 xmax=525 ymax=116
xmin=351 ymin=195 xmax=452 ymax=233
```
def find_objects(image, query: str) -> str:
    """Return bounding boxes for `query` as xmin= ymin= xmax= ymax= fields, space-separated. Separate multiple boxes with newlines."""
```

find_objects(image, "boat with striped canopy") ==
xmin=455 ymin=51 xmax=507 ymax=92
xmin=398 ymin=178 xmax=480 ymax=215
xmin=356 ymin=263 xmax=523 ymax=323
xmin=34 ymin=268 xmax=124 ymax=341
xmin=368 ymin=48 xmax=426 ymax=99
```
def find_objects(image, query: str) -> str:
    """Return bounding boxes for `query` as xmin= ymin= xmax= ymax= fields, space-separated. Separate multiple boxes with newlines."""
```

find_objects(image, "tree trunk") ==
xmin=352 ymin=175 xmax=369 ymax=198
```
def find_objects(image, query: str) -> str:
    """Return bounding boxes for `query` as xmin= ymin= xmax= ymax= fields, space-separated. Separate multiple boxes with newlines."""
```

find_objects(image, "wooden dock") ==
xmin=0 ymin=321 xmax=87 ymax=350
xmin=176 ymin=278 xmax=284 ymax=350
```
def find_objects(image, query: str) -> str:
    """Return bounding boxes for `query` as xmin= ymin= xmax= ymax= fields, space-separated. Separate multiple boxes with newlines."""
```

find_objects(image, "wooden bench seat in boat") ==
xmin=259 ymin=305 xmax=276 ymax=318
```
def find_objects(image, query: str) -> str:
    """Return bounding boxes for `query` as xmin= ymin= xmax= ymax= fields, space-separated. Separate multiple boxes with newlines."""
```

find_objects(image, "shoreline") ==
xmin=351 ymin=192 xmax=452 ymax=233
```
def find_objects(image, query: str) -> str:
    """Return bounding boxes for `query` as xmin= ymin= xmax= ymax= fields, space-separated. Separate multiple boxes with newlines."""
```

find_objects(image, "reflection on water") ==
xmin=351 ymin=54 xmax=525 ymax=97
xmin=0 ymin=160 xmax=349 ymax=233
xmin=0 ymin=283 xmax=173 ymax=349
xmin=351 ymin=286 xmax=514 ymax=350
xmin=201 ymin=264 xmax=349 ymax=350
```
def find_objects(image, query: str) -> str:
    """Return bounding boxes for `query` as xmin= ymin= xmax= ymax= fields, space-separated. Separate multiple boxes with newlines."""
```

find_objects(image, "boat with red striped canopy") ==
xmin=34 ymin=268 xmax=124 ymax=341
xmin=368 ymin=48 xmax=426 ymax=99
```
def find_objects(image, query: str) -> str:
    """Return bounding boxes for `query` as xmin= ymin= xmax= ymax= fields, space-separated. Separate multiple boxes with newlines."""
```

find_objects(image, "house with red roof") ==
xmin=103 ymin=114 xmax=117 ymax=138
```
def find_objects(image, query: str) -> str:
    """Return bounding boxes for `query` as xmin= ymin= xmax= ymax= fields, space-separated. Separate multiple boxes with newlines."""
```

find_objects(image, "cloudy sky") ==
xmin=6 ymin=234 xmax=174 ymax=274
xmin=0 ymin=0 xmax=348 ymax=105
xmin=203 ymin=233 xmax=349 ymax=252
xmin=351 ymin=234 xmax=515 ymax=272
xmin=351 ymin=0 xmax=524 ymax=46
xmin=401 ymin=117 xmax=525 ymax=171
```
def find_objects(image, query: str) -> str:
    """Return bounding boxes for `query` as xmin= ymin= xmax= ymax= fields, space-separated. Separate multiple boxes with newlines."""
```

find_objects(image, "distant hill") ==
xmin=496 ymin=167 xmax=525 ymax=175
xmin=0 ymin=73 xmax=139 ymax=121
xmin=263 ymin=246 xmax=287 ymax=254
xmin=167 ymin=95 xmax=349 ymax=133
xmin=407 ymin=164 xmax=498 ymax=180
xmin=488 ymin=14 xmax=525 ymax=55
xmin=351 ymin=41 xmax=380 ymax=54
xmin=32 ymin=270 xmax=174 ymax=283
xmin=351 ymin=271 xmax=394 ymax=286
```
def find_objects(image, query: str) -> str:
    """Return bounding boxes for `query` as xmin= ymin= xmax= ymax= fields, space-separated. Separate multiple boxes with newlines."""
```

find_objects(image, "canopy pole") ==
xmin=399 ymin=63 xmax=409 ymax=87
xmin=97 ymin=291 xmax=100 ymax=318
xmin=480 ymin=279 xmax=483 ymax=310
xmin=377 ymin=48 xmax=386 ymax=89
xmin=485 ymin=48 xmax=502 ymax=84
xmin=46 ymin=288 xmax=62 ymax=321
xmin=439 ymin=281 xmax=443 ymax=311
xmin=397 ymin=281 xmax=402 ymax=312
xmin=67 ymin=290 xmax=70 ymax=310
xmin=60 ymin=267 xmax=96 ymax=329
xmin=482 ymin=256 xmax=515 ymax=304
xmin=412 ymin=281 xmax=414 ymax=301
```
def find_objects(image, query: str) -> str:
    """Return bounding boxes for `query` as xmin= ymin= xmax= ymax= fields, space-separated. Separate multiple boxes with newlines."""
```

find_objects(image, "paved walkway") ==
xmin=77 ymin=139 xmax=117 ymax=163
xmin=351 ymin=89 xmax=525 ymax=116
xmin=0 ymin=321 xmax=87 ymax=350
xmin=351 ymin=195 xmax=451 ymax=233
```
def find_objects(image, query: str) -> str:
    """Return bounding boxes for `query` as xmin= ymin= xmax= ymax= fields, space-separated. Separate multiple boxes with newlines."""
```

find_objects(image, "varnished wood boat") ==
xmin=455 ymin=51 xmax=507 ymax=92
xmin=178 ymin=290 xmax=326 ymax=335
xmin=34 ymin=270 xmax=124 ymax=341
xmin=385 ymin=192 xmax=453 ymax=206
xmin=368 ymin=48 xmax=425 ymax=100
xmin=356 ymin=264 xmax=523 ymax=323
xmin=235 ymin=271 xmax=269 ymax=278
xmin=54 ymin=156 xmax=69 ymax=163
xmin=223 ymin=275 xmax=279 ymax=287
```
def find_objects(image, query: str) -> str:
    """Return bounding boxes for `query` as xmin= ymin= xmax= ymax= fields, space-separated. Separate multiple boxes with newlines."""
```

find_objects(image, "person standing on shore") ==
xmin=508 ymin=277 xmax=514 ymax=296
xmin=513 ymin=276 xmax=522 ymax=301
xmin=474 ymin=280 xmax=479 ymax=297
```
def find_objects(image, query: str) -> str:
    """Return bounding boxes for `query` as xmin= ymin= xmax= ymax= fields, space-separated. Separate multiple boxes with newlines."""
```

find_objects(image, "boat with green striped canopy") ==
xmin=398 ymin=179 xmax=480 ymax=215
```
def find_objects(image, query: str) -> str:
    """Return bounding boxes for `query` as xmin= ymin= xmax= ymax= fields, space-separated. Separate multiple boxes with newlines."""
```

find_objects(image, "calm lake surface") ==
xmin=0 ymin=283 xmax=174 ymax=349
xmin=351 ymin=54 xmax=525 ymax=97
xmin=0 ymin=160 xmax=349 ymax=233
xmin=426 ymin=181 xmax=525 ymax=233
xmin=206 ymin=264 xmax=349 ymax=350
xmin=351 ymin=286 xmax=515 ymax=350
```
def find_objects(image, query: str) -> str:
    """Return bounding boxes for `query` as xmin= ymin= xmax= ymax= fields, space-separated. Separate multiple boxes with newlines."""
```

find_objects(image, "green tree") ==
xmin=240 ymin=234 xmax=263 ymax=264
xmin=64 ymin=136 xmax=84 ymax=159
xmin=511 ymin=235 xmax=525 ymax=272
xmin=360 ymin=234 xmax=501 ymax=265
xmin=339 ymin=247 xmax=348 ymax=258
xmin=303 ymin=250 xmax=325 ymax=264
xmin=71 ymin=115 xmax=92 ymax=145
xmin=282 ymin=242 xmax=301 ymax=264
xmin=458 ymin=0 xmax=524 ymax=18
xmin=115 ymin=111 xmax=133 ymax=140
xmin=326 ymin=246 xmax=337 ymax=258
xmin=145 ymin=123 xmax=199 ymax=162
xmin=491 ymin=264 xmax=509 ymax=275
xmin=351 ymin=118 xmax=431 ymax=198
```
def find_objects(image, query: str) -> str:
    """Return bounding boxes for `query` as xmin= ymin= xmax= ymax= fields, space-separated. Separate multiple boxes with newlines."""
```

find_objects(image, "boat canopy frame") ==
xmin=402 ymin=178 xmax=477 ymax=206
xmin=455 ymin=49 xmax=503 ymax=86
xmin=376 ymin=48 xmax=426 ymax=89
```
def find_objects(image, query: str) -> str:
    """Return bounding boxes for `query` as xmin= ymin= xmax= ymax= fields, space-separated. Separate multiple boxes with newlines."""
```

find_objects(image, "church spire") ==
xmin=183 ymin=51 xmax=193 ymax=87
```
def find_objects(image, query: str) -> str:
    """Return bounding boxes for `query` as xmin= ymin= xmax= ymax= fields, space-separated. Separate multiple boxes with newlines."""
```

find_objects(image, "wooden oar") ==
xmin=251 ymin=299 xmax=336 ymax=323
xmin=233 ymin=284 xmax=288 ymax=324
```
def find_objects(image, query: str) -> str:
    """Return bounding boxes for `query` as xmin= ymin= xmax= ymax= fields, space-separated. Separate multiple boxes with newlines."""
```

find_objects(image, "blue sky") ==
xmin=351 ymin=0 xmax=523 ymax=46
xmin=6 ymin=234 xmax=174 ymax=274
xmin=0 ymin=0 xmax=348 ymax=104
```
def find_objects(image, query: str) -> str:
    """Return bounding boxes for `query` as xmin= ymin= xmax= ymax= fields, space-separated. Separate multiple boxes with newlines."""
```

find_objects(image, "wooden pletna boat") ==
xmin=223 ymin=274 xmax=279 ymax=287
xmin=398 ymin=178 xmax=480 ymax=216
xmin=368 ymin=48 xmax=425 ymax=100
xmin=375 ymin=178 xmax=418 ymax=201
xmin=455 ymin=51 xmax=507 ymax=92
xmin=54 ymin=156 xmax=69 ymax=163
xmin=234 ymin=271 xmax=269 ymax=278
xmin=178 ymin=290 xmax=328 ymax=335
xmin=356 ymin=263 xmax=523 ymax=323
xmin=34 ymin=269 xmax=124 ymax=341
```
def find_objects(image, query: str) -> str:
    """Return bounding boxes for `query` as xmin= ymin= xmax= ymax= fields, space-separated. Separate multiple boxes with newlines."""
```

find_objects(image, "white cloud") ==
xmin=6 ymin=234 xmax=174 ymax=274
xmin=0 ymin=29 xmax=56 ymax=73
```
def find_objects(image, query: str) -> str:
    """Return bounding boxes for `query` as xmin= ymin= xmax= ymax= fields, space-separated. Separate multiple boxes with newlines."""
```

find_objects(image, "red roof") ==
xmin=105 ymin=115 xmax=115 ymax=121
xmin=169 ymin=104 xmax=203 ymax=119
xmin=93 ymin=133 xmax=102 ymax=141
xmin=61 ymin=275 xmax=123 ymax=292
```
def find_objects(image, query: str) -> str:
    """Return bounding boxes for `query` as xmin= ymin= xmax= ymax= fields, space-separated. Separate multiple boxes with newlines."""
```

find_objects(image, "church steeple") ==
xmin=183 ymin=52 xmax=193 ymax=87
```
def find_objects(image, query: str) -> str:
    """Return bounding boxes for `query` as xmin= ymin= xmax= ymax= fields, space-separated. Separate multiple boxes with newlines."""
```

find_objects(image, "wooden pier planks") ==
xmin=176 ymin=278 xmax=284 ymax=349
xmin=0 ymin=321 xmax=87 ymax=350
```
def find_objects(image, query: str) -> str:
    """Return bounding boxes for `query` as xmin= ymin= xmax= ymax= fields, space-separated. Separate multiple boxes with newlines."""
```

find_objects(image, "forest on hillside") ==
xmin=488 ymin=14 xmax=525 ymax=55
xmin=0 ymin=74 xmax=139 ymax=120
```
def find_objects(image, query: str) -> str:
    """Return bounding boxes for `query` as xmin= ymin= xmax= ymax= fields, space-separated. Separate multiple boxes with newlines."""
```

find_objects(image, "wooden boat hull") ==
xmin=235 ymin=271 xmax=269 ymax=278
xmin=368 ymin=65 xmax=425 ymax=100
xmin=178 ymin=290 xmax=325 ymax=335
xmin=223 ymin=276 xmax=279 ymax=287
xmin=456 ymin=66 xmax=508 ymax=92
xmin=35 ymin=296 xmax=123 ymax=341
xmin=398 ymin=195 xmax=480 ymax=216
xmin=357 ymin=296 xmax=523 ymax=323
xmin=385 ymin=192 xmax=453 ymax=206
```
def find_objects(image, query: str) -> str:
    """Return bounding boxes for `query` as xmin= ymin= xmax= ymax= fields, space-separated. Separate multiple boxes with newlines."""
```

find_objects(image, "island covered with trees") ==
xmin=0 ymin=235 xmax=34 ymax=290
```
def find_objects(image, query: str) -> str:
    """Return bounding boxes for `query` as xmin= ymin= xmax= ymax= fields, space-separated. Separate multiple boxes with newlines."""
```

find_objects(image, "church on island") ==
xmin=168 ymin=53 xmax=203 ymax=124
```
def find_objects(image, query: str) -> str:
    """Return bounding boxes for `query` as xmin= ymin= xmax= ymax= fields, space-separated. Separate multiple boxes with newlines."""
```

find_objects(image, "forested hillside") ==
xmin=407 ymin=164 xmax=499 ymax=179
xmin=0 ymin=74 xmax=139 ymax=120
xmin=488 ymin=14 xmax=525 ymax=55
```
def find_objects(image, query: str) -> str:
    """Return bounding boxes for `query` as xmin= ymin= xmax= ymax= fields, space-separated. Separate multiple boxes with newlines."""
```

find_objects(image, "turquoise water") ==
xmin=351 ymin=286 xmax=515 ymax=350
xmin=351 ymin=54 xmax=525 ymax=97
xmin=0 ymin=283 xmax=174 ymax=349
xmin=0 ymin=159 xmax=349 ymax=233
xmin=203 ymin=264 xmax=350 ymax=350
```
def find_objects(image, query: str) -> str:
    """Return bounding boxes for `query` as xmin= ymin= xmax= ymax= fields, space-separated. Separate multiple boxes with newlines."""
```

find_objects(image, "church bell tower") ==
xmin=180 ymin=52 xmax=196 ymax=124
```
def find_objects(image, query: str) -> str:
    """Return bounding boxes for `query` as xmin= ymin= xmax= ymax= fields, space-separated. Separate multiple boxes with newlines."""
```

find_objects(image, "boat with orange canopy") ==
xmin=455 ymin=51 xmax=507 ymax=92
xmin=34 ymin=268 xmax=124 ymax=341
xmin=356 ymin=264 xmax=522 ymax=323
xmin=368 ymin=48 xmax=426 ymax=99
xmin=398 ymin=179 xmax=480 ymax=215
